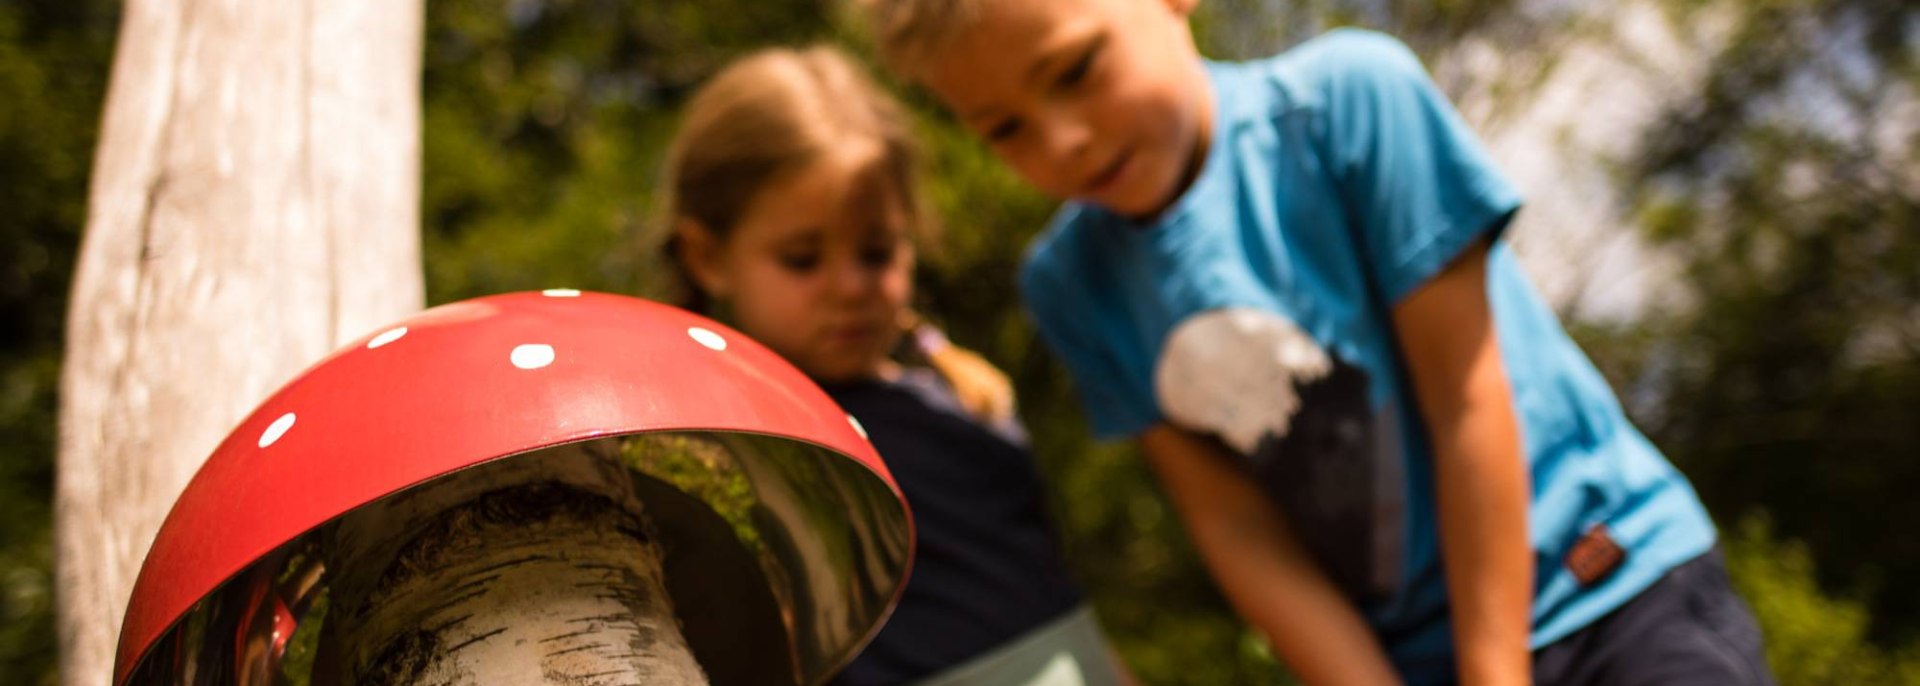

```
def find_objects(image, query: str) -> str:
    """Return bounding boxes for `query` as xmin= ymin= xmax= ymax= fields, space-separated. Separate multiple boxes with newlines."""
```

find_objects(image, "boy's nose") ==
xmin=1037 ymin=108 xmax=1093 ymax=167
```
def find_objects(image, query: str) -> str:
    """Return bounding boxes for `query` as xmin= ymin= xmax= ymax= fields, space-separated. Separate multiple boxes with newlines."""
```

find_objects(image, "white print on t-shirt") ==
xmin=1154 ymin=307 xmax=1332 ymax=454
xmin=1154 ymin=306 xmax=1406 ymax=599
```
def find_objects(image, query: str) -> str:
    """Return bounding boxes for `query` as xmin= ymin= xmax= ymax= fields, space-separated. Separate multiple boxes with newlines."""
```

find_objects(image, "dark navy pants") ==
xmin=1533 ymin=548 xmax=1777 ymax=686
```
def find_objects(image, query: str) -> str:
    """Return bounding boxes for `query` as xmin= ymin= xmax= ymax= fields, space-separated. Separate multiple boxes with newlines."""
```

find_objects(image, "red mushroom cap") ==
xmin=115 ymin=291 xmax=913 ymax=684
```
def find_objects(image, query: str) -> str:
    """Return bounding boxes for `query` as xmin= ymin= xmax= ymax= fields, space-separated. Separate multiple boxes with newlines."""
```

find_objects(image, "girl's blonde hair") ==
xmin=654 ymin=45 xmax=1014 ymax=422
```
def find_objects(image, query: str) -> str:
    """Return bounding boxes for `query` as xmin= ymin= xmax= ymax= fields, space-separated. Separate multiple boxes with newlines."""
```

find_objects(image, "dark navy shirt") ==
xmin=825 ymin=368 xmax=1083 ymax=685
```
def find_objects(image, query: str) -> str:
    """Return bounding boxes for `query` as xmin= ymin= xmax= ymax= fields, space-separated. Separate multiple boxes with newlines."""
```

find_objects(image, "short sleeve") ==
xmin=1019 ymin=245 xmax=1160 ymax=441
xmin=1307 ymin=29 xmax=1523 ymax=303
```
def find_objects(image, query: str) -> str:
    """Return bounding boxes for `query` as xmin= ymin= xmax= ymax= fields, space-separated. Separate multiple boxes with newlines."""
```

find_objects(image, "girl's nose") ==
xmin=829 ymin=258 xmax=880 ymax=299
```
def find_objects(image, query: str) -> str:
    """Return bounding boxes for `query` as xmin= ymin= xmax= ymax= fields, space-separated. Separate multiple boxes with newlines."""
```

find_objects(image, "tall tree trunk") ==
xmin=56 ymin=0 xmax=423 ymax=683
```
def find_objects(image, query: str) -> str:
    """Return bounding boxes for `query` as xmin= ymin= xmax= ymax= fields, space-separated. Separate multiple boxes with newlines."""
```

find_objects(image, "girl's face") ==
xmin=681 ymin=142 xmax=915 ymax=383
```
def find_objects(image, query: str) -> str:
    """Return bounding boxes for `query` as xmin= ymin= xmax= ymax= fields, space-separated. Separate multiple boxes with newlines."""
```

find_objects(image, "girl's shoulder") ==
xmin=831 ymin=366 xmax=1031 ymax=450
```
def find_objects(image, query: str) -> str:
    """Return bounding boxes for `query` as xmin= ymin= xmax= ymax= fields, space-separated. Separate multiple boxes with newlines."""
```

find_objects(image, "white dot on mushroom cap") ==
xmin=542 ymin=288 xmax=582 ymax=297
xmin=848 ymin=415 xmax=869 ymax=440
xmin=511 ymin=344 xmax=555 ymax=370
xmin=687 ymin=326 xmax=727 ymax=351
xmin=259 ymin=413 xmax=296 ymax=448
xmin=366 ymin=326 xmax=408 ymax=349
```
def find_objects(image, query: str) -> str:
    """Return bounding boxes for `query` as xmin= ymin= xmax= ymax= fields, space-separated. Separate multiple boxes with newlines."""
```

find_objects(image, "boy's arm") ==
xmin=1138 ymin=423 xmax=1401 ymax=686
xmin=1389 ymin=239 xmax=1532 ymax=686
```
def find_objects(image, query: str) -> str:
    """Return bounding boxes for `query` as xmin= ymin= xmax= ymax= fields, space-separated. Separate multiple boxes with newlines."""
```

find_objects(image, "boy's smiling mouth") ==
xmin=1082 ymin=146 xmax=1135 ymax=197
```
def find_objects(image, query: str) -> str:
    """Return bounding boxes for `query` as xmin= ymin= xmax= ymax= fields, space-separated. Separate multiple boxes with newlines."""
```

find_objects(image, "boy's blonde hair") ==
xmin=654 ymin=45 xmax=1014 ymax=422
xmin=853 ymin=0 xmax=987 ymax=75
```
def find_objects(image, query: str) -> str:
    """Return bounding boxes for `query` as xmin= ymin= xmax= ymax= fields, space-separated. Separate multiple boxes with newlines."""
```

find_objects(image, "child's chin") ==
xmin=810 ymin=356 xmax=884 ymax=383
xmin=1080 ymin=189 xmax=1141 ymax=215
xmin=1102 ymin=178 xmax=1183 ymax=219
xmin=1095 ymin=192 xmax=1169 ymax=221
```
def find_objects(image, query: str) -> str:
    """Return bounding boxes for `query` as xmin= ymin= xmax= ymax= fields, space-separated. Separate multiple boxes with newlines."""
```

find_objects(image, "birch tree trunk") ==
xmin=56 ymin=0 xmax=423 ymax=683
xmin=318 ymin=445 xmax=708 ymax=686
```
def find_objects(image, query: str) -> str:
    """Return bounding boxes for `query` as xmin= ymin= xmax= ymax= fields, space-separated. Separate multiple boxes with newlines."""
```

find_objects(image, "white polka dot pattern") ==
xmin=687 ymin=327 xmax=727 ymax=351
xmin=259 ymin=413 xmax=296 ymax=448
xmin=367 ymin=327 xmax=408 ymax=349
xmin=511 ymin=344 xmax=556 ymax=370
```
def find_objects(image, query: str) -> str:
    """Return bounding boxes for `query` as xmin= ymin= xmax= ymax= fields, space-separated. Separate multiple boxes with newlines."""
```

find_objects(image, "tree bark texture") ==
xmin=319 ymin=446 xmax=708 ymax=686
xmin=56 ymin=0 xmax=424 ymax=683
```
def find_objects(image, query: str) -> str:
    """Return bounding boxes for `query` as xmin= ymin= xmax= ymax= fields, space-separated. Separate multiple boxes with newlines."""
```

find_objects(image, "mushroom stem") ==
xmin=319 ymin=446 xmax=708 ymax=685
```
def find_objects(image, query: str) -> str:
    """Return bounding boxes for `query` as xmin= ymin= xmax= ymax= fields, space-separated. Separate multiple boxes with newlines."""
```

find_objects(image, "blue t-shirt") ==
xmin=1020 ymin=28 xmax=1715 ymax=684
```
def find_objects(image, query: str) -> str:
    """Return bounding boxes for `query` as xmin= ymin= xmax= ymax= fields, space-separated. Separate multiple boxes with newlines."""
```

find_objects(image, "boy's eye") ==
xmin=1057 ymin=46 xmax=1096 ymax=89
xmin=987 ymin=118 xmax=1023 ymax=142
xmin=778 ymin=252 xmax=820 ymax=272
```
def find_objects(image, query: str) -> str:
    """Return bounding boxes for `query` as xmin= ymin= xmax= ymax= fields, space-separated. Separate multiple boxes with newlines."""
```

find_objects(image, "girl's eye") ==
xmin=860 ymin=243 xmax=898 ymax=267
xmin=778 ymin=253 xmax=820 ymax=272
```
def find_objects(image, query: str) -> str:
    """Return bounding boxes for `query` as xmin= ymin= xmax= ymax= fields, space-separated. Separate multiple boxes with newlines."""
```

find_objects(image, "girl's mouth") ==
xmin=827 ymin=322 xmax=884 ymax=346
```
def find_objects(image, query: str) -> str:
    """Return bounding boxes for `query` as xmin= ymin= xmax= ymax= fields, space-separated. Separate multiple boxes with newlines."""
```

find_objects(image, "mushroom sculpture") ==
xmin=113 ymin=291 xmax=914 ymax=685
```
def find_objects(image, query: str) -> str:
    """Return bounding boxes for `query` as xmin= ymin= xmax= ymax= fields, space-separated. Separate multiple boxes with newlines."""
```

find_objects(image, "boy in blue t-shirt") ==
xmin=856 ymin=0 xmax=1776 ymax=684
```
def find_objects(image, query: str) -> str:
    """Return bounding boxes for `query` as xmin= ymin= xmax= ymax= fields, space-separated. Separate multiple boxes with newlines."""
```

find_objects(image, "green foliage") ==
xmin=1599 ymin=0 xmax=1920 ymax=643
xmin=277 ymin=591 xmax=326 ymax=686
xmin=0 ymin=0 xmax=118 ymax=683
xmin=407 ymin=0 xmax=1920 ymax=679
xmin=1724 ymin=516 xmax=1920 ymax=685
xmin=420 ymin=0 xmax=838 ymax=303
xmin=622 ymin=433 xmax=765 ymax=553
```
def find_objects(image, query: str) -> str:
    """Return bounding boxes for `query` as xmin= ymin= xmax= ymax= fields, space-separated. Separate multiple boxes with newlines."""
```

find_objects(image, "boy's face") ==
xmin=919 ymin=0 xmax=1211 ymax=219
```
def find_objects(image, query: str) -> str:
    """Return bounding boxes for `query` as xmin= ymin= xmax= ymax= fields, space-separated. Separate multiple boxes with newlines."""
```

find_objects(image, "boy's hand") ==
xmin=1391 ymin=239 xmax=1534 ymax=686
xmin=1139 ymin=424 xmax=1402 ymax=686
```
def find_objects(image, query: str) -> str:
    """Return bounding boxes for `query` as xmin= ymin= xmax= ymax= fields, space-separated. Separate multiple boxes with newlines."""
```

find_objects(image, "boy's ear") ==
xmin=674 ymin=219 xmax=731 ymax=299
